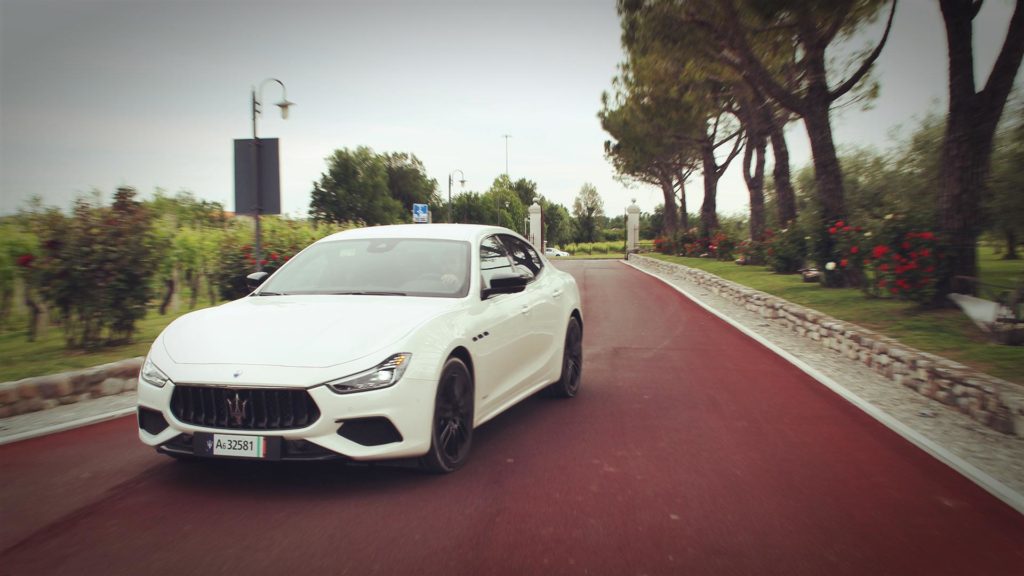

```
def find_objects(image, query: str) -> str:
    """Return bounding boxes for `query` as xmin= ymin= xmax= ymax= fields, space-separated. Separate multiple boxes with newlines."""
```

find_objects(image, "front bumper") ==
xmin=137 ymin=375 xmax=438 ymax=462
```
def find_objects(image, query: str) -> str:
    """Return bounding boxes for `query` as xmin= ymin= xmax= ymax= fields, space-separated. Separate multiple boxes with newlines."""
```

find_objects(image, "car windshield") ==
xmin=259 ymin=238 xmax=471 ymax=298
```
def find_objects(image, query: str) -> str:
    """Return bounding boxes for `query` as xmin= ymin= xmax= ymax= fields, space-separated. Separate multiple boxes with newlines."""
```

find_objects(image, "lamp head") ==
xmin=276 ymin=99 xmax=295 ymax=119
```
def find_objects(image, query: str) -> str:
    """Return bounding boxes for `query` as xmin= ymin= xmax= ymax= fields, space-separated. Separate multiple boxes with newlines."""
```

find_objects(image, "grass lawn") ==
xmin=648 ymin=249 xmax=1024 ymax=385
xmin=0 ymin=297 xmax=217 ymax=383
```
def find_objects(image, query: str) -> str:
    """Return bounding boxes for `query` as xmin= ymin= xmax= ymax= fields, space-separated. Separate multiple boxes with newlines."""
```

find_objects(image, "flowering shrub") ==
xmin=735 ymin=238 xmax=768 ymax=265
xmin=865 ymin=231 xmax=939 ymax=303
xmin=709 ymin=231 xmax=736 ymax=261
xmin=827 ymin=220 xmax=868 ymax=288
xmin=653 ymin=236 xmax=674 ymax=255
xmin=765 ymin=227 xmax=806 ymax=274
xmin=28 ymin=188 xmax=161 ymax=348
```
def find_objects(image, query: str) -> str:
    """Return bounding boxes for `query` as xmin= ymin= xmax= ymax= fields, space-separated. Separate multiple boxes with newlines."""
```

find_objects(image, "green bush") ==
xmin=30 ymin=188 xmax=161 ymax=348
xmin=765 ymin=227 xmax=807 ymax=274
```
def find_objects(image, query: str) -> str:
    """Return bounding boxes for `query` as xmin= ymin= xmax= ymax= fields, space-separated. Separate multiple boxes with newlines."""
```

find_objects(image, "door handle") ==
xmin=552 ymin=289 xmax=562 ymax=299
xmin=520 ymin=304 xmax=531 ymax=315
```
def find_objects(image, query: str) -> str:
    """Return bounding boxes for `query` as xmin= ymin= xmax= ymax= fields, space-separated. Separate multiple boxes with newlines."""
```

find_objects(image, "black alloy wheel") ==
xmin=421 ymin=357 xmax=474 ymax=473
xmin=549 ymin=316 xmax=583 ymax=398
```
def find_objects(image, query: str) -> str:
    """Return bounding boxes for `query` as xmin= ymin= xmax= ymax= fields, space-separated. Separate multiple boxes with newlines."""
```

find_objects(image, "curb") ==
xmin=624 ymin=260 xmax=1024 ymax=516
xmin=0 ymin=407 xmax=136 ymax=446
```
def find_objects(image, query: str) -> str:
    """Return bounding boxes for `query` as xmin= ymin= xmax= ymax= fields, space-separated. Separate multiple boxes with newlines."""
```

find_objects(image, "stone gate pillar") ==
xmin=627 ymin=201 xmax=641 ymax=252
xmin=529 ymin=202 xmax=543 ymax=248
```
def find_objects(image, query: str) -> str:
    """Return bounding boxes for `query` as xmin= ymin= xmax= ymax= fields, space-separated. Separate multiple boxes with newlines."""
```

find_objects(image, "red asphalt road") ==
xmin=1 ymin=260 xmax=1022 ymax=576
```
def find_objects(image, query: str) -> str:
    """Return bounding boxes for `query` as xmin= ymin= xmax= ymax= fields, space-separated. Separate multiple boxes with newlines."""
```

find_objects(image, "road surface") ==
xmin=2 ymin=260 xmax=1022 ymax=575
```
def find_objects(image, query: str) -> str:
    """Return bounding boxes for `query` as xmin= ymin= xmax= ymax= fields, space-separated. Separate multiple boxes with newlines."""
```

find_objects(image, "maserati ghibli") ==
xmin=136 ymin=224 xmax=583 ymax=472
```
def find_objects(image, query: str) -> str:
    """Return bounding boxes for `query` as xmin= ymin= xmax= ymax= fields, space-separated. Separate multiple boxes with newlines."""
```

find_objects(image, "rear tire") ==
xmin=420 ymin=357 xmax=474 ymax=473
xmin=548 ymin=316 xmax=583 ymax=399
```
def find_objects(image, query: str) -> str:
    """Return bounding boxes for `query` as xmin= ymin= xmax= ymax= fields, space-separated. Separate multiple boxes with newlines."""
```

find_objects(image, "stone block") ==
xmin=72 ymin=369 xmax=106 ymax=393
xmin=13 ymin=397 xmax=44 ymax=414
xmin=36 ymin=376 xmax=73 ymax=399
xmin=0 ymin=383 xmax=18 ymax=405
xmin=935 ymin=391 xmax=957 ymax=406
xmin=96 ymin=378 xmax=126 ymax=397
xmin=17 ymin=381 xmax=40 ymax=399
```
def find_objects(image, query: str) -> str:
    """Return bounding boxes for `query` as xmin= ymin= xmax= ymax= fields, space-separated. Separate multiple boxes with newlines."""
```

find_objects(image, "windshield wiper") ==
xmin=255 ymin=291 xmax=287 ymax=296
xmin=329 ymin=291 xmax=407 ymax=296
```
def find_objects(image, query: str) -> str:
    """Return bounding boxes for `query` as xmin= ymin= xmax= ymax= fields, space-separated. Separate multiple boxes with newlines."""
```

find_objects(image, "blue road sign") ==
xmin=413 ymin=203 xmax=429 ymax=223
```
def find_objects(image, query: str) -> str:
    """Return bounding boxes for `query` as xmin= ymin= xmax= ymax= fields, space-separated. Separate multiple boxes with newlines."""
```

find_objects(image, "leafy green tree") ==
xmin=485 ymin=182 xmax=526 ymax=233
xmin=449 ymin=191 xmax=490 ymax=225
xmin=683 ymin=0 xmax=895 ymax=225
xmin=30 ymin=188 xmax=160 ymax=348
xmin=146 ymin=189 xmax=226 ymax=228
xmin=934 ymin=0 xmax=1024 ymax=298
xmin=988 ymin=104 xmax=1024 ymax=259
xmin=542 ymin=200 xmax=574 ymax=247
xmin=0 ymin=224 xmax=39 ymax=334
xmin=382 ymin=152 xmax=441 ymax=215
xmin=310 ymin=147 xmax=403 ymax=225
xmin=573 ymin=183 xmax=606 ymax=242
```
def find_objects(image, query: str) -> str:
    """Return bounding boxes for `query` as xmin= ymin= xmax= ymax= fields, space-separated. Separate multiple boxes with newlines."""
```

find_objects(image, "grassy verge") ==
xmin=647 ymin=250 xmax=1024 ymax=385
xmin=0 ymin=297 xmax=217 ymax=382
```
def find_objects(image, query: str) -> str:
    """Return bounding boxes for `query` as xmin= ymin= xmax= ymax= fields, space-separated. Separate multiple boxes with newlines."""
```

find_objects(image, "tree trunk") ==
xmin=801 ymin=94 xmax=846 ymax=225
xmin=700 ymin=141 xmax=719 ymax=239
xmin=743 ymin=133 xmax=767 ymax=243
xmin=1005 ymin=229 xmax=1019 ymax=260
xmin=159 ymin=278 xmax=175 ymax=315
xmin=676 ymin=172 xmax=689 ymax=231
xmin=24 ymin=289 xmax=40 ymax=342
xmin=768 ymin=119 xmax=797 ymax=226
xmin=659 ymin=173 xmax=679 ymax=240
xmin=935 ymin=0 xmax=1024 ymax=301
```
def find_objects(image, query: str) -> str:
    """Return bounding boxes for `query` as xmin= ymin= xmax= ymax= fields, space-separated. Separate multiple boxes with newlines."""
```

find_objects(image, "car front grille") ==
xmin=170 ymin=385 xmax=320 ymax=431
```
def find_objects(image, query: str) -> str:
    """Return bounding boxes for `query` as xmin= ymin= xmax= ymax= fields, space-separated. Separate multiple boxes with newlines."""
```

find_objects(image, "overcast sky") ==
xmin=0 ymin=0 xmax=1019 ymax=219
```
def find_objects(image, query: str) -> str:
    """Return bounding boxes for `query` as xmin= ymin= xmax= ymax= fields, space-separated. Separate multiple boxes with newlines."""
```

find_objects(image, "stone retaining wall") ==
xmin=0 ymin=358 xmax=142 ymax=418
xmin=630 ymin=254 xmax=1023 ymax=436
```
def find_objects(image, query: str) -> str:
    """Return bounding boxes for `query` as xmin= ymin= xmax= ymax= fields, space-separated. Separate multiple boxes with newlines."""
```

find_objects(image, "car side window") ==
xmin=499 ymin=235 xmax=543 ymax=280
xmin=480 ymin=235 xmax=514 ymax=290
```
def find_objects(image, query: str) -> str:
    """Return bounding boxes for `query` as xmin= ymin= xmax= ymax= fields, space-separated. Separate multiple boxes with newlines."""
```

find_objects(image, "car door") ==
xmin=471 ymin=235 xmax=532 ymax=420
xmin=498 ymin=234 xmax=561 ymax=383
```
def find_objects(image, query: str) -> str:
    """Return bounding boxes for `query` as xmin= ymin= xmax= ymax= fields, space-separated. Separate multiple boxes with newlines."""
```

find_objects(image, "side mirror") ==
xmin=482 ymin=270 xmax=529 ymax=300
xmin=246 ymin=271 xmax=269 ymax=289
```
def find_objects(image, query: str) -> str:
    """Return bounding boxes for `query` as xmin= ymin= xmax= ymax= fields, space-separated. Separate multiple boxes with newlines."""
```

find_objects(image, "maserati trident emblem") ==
xmin=226 ymin=393 xmax=248 ymax=426
xmin=233 ymin=370 xmax=243 ymax=379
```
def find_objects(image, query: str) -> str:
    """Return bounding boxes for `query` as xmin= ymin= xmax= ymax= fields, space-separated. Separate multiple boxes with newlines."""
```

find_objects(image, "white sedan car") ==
xmin=137 ymin=224 xmax=583 ymax=472
xmin=545 ymin=246 xmax=569 ymax=257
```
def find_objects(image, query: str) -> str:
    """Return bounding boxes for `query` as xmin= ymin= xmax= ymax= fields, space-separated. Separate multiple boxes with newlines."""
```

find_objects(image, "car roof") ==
xmin=316 ymin=224 xmax=519 ymax=245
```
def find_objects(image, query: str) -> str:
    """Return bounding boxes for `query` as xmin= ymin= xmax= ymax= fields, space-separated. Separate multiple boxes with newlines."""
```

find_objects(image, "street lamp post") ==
xmin=251 ymin=78 xmax=294 ymax=271
xmin=448 ymin=169 xmax=465 ymax=223
xmin=502 ymin=134 xmax=511 ymax=176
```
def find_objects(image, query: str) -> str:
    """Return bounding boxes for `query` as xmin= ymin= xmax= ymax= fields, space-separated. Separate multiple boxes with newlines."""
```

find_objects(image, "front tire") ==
xmin=421 ymin=357 xmax=474 ymax=473
xmin=548 ymin=316 xmax=583 ymax=398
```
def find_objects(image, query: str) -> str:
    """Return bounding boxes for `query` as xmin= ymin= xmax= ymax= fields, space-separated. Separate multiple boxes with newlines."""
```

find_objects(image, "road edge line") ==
xmin=624 ymin=260 xmax=1024 ymax=516
xmin=0 ymin=408 xmax=135 ymax=446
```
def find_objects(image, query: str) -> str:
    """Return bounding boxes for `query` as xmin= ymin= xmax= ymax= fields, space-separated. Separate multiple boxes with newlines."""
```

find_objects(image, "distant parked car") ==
xmin=137 ymin=224 xmax=583 ymax=473
xmin=545 ymin=247 xmax=569 ymax=257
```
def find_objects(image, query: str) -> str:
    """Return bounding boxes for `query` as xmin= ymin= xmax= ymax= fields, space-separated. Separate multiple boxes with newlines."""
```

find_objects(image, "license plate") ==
xmin=209 ymin=434 xmax=265 ymax=458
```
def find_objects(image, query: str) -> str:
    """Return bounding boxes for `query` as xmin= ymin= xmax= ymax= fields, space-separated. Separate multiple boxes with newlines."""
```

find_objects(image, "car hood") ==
xmin=161 ymin=295 xmax=458 ymax=368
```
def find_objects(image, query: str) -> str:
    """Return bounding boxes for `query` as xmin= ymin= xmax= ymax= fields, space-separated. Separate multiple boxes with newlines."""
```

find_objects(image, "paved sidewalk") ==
xmin=0 ymin=393 xmax=136 ymax=445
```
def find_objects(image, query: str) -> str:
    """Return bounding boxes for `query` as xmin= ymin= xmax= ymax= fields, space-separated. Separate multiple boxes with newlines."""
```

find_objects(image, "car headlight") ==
xmin=140 ymin=356 xmax=172 ymax=388
xmin=325 ymin=353 xmax=412 ymax=394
